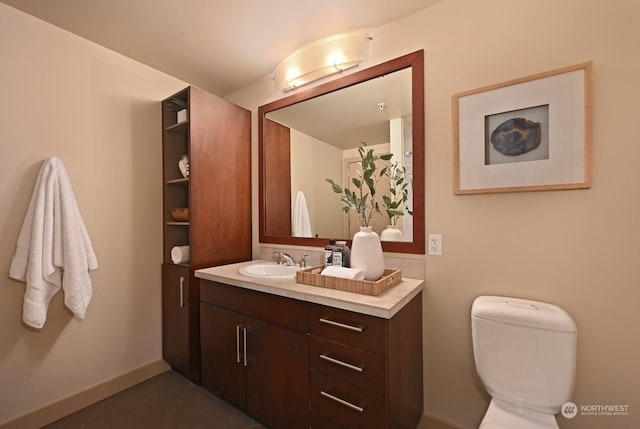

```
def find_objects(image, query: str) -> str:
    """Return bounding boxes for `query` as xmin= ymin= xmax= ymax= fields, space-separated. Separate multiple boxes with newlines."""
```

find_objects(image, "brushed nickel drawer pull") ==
xmin=320 ymin=390 xmax=364 ymax=413
xmin=242 ymin=326 xmax=248 ymax=367
xmin=320 ymin=354 xmax=364 ymax=373
xmin=319 ymin=317 xmax=363 ymax=333
xmin=236 ymin=325 xmax=241 ymax=364
xmin=179 ymin=276 xmax=185 ymax=308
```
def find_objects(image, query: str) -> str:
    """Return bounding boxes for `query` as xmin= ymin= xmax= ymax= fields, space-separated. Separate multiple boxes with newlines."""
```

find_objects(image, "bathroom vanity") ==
xmin=196 ymin=261 xmax=424 ymax=429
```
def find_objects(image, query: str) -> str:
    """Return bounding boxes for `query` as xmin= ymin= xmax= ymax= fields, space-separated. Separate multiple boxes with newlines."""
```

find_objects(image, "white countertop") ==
xmin=195 ymin=260 xmax=424 ymax=319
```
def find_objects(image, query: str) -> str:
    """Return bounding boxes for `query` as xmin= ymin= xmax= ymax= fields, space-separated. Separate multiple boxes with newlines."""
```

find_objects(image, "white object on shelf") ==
xmin=178 ymin=155 xmax=189 ymax=178
xmin=177 ymin=109 xmax=188 ymax=123
xmin=171 ymin=245 xmax=190 ymax=264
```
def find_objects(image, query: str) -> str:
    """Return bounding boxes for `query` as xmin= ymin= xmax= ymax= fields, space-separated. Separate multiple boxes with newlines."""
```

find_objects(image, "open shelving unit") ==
xmin=161 ymin=86 xmax=252 ymax=383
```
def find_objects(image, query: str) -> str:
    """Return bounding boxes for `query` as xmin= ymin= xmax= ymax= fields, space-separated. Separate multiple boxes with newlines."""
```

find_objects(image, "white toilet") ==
xmin=471 ymin=296 xmax=577 ymax=429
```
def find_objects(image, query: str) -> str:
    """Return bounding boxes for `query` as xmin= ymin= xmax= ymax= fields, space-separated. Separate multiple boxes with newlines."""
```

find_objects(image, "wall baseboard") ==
xmin=1 ymin=360 xmax=170 ymax=429
xmin=419 ymin=412 xmax=467 ymax=429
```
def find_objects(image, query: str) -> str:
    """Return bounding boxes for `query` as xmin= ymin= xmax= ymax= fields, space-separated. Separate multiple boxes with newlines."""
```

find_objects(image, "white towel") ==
xmin=9 ymin=157 xmax=98 ymax=329
xmin=321 ymin=266 xmax=365 ymax=280
xmin=292 ymin=190 xmax=312 ymax=237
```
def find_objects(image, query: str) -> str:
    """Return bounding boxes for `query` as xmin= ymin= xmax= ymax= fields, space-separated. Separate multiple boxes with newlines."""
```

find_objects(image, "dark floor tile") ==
xmin=44 ymin=371 xmax=266 ymax=429
xmin=166 ymin=383 xmax=255 ymax=429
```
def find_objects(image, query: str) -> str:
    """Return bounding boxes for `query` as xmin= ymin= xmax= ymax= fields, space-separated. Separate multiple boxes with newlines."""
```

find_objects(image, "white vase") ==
xmin=350 ymin=226 xmax=385 ymax=281
xmin=380 ymin=225 xmax=403 ymax=241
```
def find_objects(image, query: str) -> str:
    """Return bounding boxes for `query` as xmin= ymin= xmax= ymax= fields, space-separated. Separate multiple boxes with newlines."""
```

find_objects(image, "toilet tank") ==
xmin=471 ymin=296 xmax=577 ymax=414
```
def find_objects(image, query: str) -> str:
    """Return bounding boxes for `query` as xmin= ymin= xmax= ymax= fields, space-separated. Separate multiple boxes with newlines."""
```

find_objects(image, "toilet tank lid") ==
xmin=472 ymin=296 xmax=577 ymax=332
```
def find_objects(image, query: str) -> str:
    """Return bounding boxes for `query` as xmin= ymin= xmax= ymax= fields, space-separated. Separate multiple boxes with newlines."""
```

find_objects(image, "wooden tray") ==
xmin=295 ymin=266 xmax=402 ymax=296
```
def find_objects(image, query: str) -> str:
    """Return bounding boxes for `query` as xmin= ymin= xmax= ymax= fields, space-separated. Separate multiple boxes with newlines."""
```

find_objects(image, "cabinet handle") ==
xmin=179 ymin=276 xmax=185 ymax=308
xmin=242 ymin=326 xmax=248 ymax=367
xmin=235 ymin=325 xmax=248 ymax=366
xmin=319 ymin=317 xmax=363 ymax=333
xmin=320 ymin=390 xmax=365 ymax=413
xmin=320 ymin=353 xmax=364 ymax=373
xmin=236 ymin=325 xmax=241 ymax=364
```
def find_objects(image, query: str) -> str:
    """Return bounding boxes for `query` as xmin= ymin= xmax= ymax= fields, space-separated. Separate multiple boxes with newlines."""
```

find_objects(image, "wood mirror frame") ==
xmin=258 ymin=50 xmax=424 ymax=254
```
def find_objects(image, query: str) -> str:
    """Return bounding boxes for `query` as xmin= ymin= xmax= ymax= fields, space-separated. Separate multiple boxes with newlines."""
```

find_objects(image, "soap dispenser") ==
xmin=324 ymin=239 xmax=336 ymax=267
xmin=332 ymin=241 xmax=350 ymax=267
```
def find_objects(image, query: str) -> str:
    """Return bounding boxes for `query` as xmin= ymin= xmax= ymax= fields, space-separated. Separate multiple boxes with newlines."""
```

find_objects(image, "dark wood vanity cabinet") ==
xmin=161 ymin=264 xmax=196 ymax=381
xmin=200 ymin=280 xmax=310 ymax=429
xmin=309 ymin=295 xmax=423 ymax=429
xmin=199 ymin=278 xmax=423 ymax=429
xmin=161 ymin=86 xmax=251 ymax=383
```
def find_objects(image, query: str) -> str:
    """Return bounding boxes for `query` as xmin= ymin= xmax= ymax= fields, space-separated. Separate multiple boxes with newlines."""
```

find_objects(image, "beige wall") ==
xmin=229 ymin=0 xmax=640 ymax=428
xmin=2 ymin=0 xmax=639 ymax=428
xmin=0 ymin=4 xmax=185 ymax=425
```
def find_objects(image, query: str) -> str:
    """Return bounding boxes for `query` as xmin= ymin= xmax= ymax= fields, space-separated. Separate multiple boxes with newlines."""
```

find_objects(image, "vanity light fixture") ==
xmin=273 ymin=29 xmax=371 ymax=92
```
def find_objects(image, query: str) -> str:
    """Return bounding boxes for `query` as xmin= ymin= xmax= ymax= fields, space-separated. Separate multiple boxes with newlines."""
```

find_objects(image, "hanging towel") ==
xmin=9 ymin=157 xmax=98 ymax=329
xmin=292 ymin=191 xmax=312 ymax=237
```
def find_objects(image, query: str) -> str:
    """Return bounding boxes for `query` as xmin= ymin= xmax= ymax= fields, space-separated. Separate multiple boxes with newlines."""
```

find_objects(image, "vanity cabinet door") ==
xmin=200 ymin=279 xmax=310 ymax=428
xmin=200 ymin=303 xmax=247 ymax=409
xmin=162 ymin=263 xmax=191 ymax=379
xmin=246 ymin=316 xmax=309 ymax=429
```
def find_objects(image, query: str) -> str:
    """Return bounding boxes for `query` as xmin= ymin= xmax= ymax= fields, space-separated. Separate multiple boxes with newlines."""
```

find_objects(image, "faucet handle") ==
xmin=272 ymin=251 xmax=283 ymax=264
xmin=300 ymin=254 xmax=309 ymax=268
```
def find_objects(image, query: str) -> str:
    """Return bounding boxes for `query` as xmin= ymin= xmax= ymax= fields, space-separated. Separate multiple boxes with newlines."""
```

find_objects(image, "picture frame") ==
xmin=453 ymin=62 xmax=592 ymax=195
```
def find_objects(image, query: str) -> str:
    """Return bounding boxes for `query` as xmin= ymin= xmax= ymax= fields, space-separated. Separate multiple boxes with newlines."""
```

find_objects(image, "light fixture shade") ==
xmin=273 ymin=29 xmax=371 ymax=92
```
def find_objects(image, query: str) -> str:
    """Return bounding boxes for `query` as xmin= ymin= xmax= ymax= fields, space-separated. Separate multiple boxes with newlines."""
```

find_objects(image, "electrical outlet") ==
xmin=428 ymin=234 xmax=443 ymax=256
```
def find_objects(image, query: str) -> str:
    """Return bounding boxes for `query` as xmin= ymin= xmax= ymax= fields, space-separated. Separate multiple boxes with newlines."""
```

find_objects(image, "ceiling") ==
xmin=1 ymin=0 xmax=442 ymax=96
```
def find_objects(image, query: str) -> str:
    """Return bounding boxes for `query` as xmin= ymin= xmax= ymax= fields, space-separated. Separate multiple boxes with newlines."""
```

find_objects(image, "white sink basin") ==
xmin=238 ymin=263 xmax=300 ymax=280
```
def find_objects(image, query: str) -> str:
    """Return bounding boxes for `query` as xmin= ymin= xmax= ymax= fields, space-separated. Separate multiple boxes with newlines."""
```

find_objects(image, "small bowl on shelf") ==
xmin=171 ymin=207 xmax=189 ymax=222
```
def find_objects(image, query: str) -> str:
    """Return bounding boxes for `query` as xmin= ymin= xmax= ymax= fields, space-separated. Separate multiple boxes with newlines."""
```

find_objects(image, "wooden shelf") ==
xmin=166 ymin=120 xmax=188 ymax=133
xmin=166 ymin=177 xmax=189 ymax=185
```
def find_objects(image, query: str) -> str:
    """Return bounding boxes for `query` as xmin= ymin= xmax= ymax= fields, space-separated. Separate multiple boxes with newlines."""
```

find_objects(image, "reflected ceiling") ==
xmin=266 ymin=68 xmax=411 ymax=150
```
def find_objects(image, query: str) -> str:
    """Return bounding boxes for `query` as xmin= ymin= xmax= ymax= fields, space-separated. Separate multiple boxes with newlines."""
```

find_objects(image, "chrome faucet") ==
xmin=299 ymin=254 xmax=309 ymax=268
xmin=273 ymin=251 xmax=295 ymax=266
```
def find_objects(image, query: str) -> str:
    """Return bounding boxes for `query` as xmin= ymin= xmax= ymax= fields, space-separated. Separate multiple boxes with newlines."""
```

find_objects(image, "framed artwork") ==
xmin=453 ymin=62 xmax=592 ymax=194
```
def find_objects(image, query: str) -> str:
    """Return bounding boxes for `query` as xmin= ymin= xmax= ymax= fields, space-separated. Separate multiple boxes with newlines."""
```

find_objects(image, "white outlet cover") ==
xmin=428 ymin=234 xmax=442 ymax=256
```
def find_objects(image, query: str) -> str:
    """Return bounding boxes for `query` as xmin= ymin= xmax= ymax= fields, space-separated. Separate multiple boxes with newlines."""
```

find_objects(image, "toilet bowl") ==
xmin=471 ymin=296 xmax=577 ymax=429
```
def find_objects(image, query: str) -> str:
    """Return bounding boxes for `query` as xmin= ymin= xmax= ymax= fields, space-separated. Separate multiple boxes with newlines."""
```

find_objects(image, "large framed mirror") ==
xmin=258 ymin=50 xmax=424 ymax=254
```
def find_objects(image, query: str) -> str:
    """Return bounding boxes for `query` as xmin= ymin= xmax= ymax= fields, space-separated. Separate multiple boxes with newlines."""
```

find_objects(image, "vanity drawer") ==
xmin=310 ymin=336 xmax=386 ymax=396
xmin=309 ymin=304 xmax=387 ymax=355
xmin=310 ymin=370 xmax=387 ymax=429
xmin=200 ymin=280 xmax=308 ymax=332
